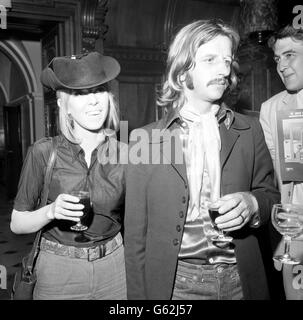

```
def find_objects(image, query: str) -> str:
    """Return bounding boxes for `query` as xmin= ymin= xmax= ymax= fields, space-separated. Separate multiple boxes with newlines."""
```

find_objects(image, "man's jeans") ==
xmin=172 ymin=260 xmax=243 ymax=300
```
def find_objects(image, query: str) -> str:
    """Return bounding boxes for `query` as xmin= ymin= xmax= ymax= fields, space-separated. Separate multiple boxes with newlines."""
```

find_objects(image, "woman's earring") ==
xmin=68 ymin=113 xmax=74 ymax=129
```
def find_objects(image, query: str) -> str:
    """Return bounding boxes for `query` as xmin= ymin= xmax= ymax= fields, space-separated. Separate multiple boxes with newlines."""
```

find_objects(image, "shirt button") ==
xmin=182 ymin=196 xmax=186 ymax=203
xmin=173 ymin=239 xmax=179 ymax=246
xmin=179 ymin=211 xmax=184 ymax=218
xmin=184 ymin=183 xmax=188 ymax=189
xmin=176 ymin=225 xmax=181 ymax=232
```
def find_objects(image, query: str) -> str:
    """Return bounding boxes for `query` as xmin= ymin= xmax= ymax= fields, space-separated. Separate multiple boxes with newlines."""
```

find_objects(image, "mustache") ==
xmin=207 ymin=78 xmax=228 ymax=86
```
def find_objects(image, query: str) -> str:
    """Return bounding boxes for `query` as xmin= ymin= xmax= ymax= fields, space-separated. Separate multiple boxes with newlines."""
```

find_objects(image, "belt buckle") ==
xmin=88 ymin=246 xmax=100 ymax=261
xmin=217 ymin=266 xmax=224 ymax=273
xmin=87 ymin=245 xmax=105 ymax=261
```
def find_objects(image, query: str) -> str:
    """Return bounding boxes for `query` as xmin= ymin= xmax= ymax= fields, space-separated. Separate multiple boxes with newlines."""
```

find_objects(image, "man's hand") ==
xmin=212 ymin=192 xmax=259 ymax=232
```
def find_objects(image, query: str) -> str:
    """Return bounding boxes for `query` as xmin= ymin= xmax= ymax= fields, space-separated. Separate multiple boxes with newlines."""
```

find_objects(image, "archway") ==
xmin=0 ymin=41 xmax=38 ymax=199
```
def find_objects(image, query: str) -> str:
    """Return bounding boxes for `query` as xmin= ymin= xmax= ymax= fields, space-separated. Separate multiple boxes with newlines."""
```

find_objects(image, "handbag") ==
xmin=11 ymin=137 xmax=58 ymax=300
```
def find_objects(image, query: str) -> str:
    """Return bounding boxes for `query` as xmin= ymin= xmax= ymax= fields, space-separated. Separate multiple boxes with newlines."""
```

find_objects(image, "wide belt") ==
xmin=39 ymin=233 xmax=123 ymax=261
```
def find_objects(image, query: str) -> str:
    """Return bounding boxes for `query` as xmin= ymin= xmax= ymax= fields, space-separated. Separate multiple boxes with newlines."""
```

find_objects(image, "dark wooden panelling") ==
xmin=118 ymin=76 xmax=162 ymax=133
xmin=104 ymin=0 xmax=241 ymax=130
xmin=234 ymin=41 xmax=284 ymax=113
xmin=1 ymin=0 xmax=296 ymax=137
xmin=105 ymin=0 xmax=168 ymax=49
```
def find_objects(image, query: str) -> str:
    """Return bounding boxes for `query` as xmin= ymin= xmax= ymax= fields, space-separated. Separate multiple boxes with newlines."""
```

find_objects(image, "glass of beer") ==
xmin=208 ymin=203 xmax=233 ymax=243
xmin=70 ymin=190 xmax=91 ymax=232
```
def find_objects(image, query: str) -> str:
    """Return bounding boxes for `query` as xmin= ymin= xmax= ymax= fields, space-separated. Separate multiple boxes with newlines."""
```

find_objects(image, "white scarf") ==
xmin=180 ymin=105 xmax=221 ymax=221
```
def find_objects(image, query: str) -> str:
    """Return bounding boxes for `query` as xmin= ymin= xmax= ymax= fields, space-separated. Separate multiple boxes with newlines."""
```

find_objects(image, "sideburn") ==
xmin=185 ymin=73 xmax=194 ymax=90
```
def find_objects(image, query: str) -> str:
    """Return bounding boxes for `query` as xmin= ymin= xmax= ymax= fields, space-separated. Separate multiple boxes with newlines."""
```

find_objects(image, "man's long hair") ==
xmin=157 ymin=19 xmax=240 ymax=110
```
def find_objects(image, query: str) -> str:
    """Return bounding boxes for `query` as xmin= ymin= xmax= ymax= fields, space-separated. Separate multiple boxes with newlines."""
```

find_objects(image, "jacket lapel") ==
xmin=220 ymin=115 xmax=250 ymax=169
xmin=151 ymin=120 xmax=188 ymax=184
xmin=151 ymin=111 xmax=251 ymax=183
xmin=220 ymin=124 xmax=239 ymax=169
xmin=169 ymin=130 xmax=188 ymax=184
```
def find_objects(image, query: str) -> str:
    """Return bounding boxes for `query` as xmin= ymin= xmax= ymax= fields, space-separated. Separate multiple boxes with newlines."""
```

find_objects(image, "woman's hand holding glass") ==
xmin=46 ymin=193 xmax=84 ymax=222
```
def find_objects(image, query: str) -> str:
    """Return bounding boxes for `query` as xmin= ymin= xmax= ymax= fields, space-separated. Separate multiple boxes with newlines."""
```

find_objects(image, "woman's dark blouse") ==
xmin=14 ymin=135 xmax=125 ymax=247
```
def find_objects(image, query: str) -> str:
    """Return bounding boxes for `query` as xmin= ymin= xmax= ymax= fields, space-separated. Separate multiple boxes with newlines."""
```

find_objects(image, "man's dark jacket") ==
xmin=124 ymin=109 xmax=280 ymax=300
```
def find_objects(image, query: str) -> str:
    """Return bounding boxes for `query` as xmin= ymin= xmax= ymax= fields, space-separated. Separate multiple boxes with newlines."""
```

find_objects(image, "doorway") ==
xmin=3 ymin=105 xmax=22 ymax=199
xmin=0 ymin=1 xmax=82 ymax=200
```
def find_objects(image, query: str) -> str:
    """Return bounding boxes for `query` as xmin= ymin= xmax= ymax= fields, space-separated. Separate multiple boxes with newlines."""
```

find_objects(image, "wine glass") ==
xmin=208 ymin=203 xmax=233 ymax=243
xmin=271 ymin=203 xmax=303 ymax=265
xmin=70 ymin=191 xmax=92 ymax=242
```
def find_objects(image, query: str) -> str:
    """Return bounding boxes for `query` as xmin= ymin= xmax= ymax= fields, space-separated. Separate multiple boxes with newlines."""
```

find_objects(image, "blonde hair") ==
xmin=157 ymin=19 xmax=240 ymax=110
xmin=56 ymin=87 xmax=120 ymax=143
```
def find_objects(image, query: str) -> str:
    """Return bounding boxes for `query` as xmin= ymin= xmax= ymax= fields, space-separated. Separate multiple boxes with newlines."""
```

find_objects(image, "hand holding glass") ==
xmin=70 ymin=191 xmax=91 ymax=232
xmin=208 ymin=203 xmax=233 ymax=243
xmin=271 ymin=203 xmax=303 ymax=265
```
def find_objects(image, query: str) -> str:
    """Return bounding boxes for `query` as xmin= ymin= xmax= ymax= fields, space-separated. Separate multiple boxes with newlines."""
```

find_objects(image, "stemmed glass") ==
xmin=208 ymin=203 xmax=233 ymax=243
xmin=271 ymin=203 xmax=303 ymax=265
xmin=70 ymin=190 xmax=92 ymax=242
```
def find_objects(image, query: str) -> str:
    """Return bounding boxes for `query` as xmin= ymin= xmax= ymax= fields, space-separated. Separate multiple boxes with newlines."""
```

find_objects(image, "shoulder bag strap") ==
xmin=26 ymin=136 xmax=58 ymax=274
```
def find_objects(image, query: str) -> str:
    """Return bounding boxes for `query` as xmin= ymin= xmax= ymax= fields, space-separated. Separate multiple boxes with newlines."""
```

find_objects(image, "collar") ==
xmin=163 ymin=102 xmax=235 ymax=130
xmin=60 ymin=135 xmax=83 ymax=162
xmin=61 ymin=134 xmax=111 ymax=162
xmin=282 ymin=90 xmax=299 ymax=107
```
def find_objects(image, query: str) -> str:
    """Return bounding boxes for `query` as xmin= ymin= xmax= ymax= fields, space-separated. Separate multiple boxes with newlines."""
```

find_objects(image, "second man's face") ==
xmin=274 ymin=37 xmax=303 ymax=92
xmin=185 ymin=35 xmax=233 ymax=105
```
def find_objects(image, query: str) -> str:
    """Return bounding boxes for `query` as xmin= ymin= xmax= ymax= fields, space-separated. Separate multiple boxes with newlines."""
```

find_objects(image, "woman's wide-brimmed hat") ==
xmin=40 ymin=52 xmax=120 ymax=91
